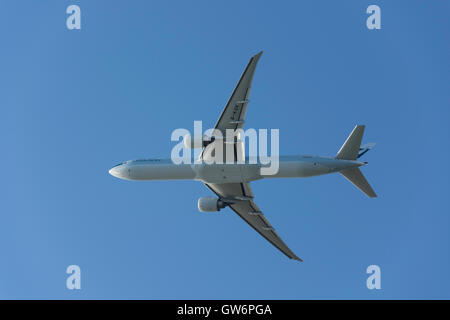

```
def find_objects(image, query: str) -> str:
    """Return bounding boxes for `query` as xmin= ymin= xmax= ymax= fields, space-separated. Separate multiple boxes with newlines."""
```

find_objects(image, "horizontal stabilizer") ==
xmin=340 ymin=167 xmax=377 ymax=198
xmin=358 ymin=143 xmax=376 ymax=159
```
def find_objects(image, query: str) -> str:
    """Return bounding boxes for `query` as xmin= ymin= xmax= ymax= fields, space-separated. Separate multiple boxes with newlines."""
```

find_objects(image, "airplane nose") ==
xmin=109 ymin=167 xmax=119 ymax=177
xmin=109 ymin=165 xmax=125 ymax=178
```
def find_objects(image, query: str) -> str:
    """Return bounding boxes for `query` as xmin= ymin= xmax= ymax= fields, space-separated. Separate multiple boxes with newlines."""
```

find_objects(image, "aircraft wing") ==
xmin=201 ymin=51 xmax=262 ymax=162
xmin=205 ymin=182 xmax=302 ymax=261
xmin=213 ymin=51 xmax=263 ymax=133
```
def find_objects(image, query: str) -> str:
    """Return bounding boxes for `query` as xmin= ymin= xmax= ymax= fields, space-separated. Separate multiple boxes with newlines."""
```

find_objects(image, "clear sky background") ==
xmin=1 ymin=1 xmax=449 ymax=299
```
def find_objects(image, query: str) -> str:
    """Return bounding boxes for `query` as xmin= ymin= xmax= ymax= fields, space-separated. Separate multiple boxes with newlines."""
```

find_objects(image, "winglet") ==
xmin=254 ymin=51 xmax=263 ymax=60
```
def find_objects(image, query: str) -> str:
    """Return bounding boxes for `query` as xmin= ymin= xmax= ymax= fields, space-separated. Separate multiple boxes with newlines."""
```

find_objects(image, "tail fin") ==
xmin=340 ymin=167 xmax=377 ymax=198
xmin=336 ymin=125 xmax=377 ymax=198
xmin=336 ymin=125 xmax=365 ymax=160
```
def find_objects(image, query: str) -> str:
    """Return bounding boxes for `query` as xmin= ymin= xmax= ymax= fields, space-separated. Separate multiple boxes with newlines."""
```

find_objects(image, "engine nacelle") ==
xmin=198 ymin=196 xmax=227 ymax=212
xmin=184 ymin=134 xmax=205 ymax=149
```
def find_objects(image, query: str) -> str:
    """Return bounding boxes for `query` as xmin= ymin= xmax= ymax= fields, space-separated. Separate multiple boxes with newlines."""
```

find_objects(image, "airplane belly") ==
xmin=196 ymin=164 xmax=247 ymax=183
xmin=298 ymin=162 xmax=330 ymax=177
xmin=267 ymin=161 xmax=330 ymax=178
xmin=129 ymin=164 xmax=196 ymax=180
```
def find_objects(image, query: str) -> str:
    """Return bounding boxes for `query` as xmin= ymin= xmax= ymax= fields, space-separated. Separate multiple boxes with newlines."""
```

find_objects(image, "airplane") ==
xmin=109 ymin=51 xmax=377 ymax=261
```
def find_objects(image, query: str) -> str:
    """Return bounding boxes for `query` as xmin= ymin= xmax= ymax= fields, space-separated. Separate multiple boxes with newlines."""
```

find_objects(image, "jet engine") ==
xmin=184 ymin=134 xmax=203 ymax=149
xmin=197 ymin=197 xmax=227 ymax=212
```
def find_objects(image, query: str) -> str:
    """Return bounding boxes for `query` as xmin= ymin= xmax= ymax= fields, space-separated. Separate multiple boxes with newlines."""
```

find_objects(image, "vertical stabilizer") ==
xmin=336 ymin=125 xmax=365 ymax=160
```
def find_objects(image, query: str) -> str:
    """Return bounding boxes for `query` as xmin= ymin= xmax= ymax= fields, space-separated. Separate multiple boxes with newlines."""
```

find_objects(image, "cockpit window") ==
xmin=134 ymin=159 xmax=161 ymax=162
xmin=113 ymin=162 xmax=124 ymax=168
xmin=113 ymin=159 xmax=162 ymax=167
xmin=113 ymin=160 xmax=132 ymax=167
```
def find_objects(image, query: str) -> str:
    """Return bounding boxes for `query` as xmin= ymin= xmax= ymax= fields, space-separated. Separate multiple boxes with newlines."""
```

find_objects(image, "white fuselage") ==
xmin=109 ymin=155 xmax=365 ymax=183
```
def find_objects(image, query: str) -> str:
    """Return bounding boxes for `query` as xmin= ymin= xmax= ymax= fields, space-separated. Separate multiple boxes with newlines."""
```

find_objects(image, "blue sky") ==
xmin=1 ymin=1 xmax=449 ymax=299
